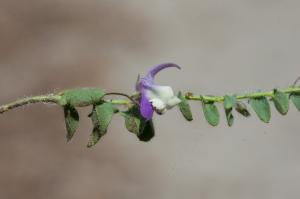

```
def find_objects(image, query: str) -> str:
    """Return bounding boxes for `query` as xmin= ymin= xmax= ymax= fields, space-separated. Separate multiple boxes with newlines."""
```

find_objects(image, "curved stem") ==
xmin=101 ymin=92 xmax=139 ymax=106
xmin=293 ymin=76 xmax=300 ymax=87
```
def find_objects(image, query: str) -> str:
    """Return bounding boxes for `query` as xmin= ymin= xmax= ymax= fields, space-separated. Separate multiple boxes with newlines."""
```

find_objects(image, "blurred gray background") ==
xmin=0 ymin=1 xmax=300 ymax=199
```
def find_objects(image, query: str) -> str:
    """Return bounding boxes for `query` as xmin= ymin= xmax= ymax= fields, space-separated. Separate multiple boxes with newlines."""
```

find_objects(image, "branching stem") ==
xmin=1 ymin=87 xmax=300 ymax=114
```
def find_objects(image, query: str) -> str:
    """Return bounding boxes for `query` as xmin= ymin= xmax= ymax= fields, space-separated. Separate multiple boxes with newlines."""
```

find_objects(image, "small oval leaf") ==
xmin=121 ymin=107 xmax=141 ymax=135
xmin=225 ymin=108 xmax=234 ymax=127
xmin=60 ymin=88 xmax=105 ymax=107
xmin=235 ymin=101 xmax=251 ymax=117
xmin=290 ymin=93 xmax=300 ymax=111
xmin=249 ymin=97 xmax=271 ymax=123
xmin=272 ymin=89 xmax=289 ymax=115
xmin=177 ymin=91 xmax=193 ymax=121
xmin=87 ymin=127 xmax=102 ymax=148
xmin=224 ymin=95 xmax=236 ymax=109
xmin=223 ymin=95 xmax=236 ymax=127
xmin=87 ymin=103 xmax=114 ymax=148
xmin=202 ymin=101 xmax=220 ymax=126
xmin=87 ymin=108 xmax=101 ymax=147
xmin=95 ymin=102 xmax=114 ymax=132
xmin=64 ymin=106 xmax=79 ymax=141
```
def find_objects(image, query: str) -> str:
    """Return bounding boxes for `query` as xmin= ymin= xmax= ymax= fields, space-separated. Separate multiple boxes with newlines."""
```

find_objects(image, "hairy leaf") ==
xmin=250 ymin=97 xmax=271 ymax=123
xmin=202 ymin=101 xmax=220 ymax=126
xmin=121 ymin=107 xmax=142 ymax=135
xmin=87 ymin=102 xmax=114 ymax=147
xmin=64 ymin=106 xmax=79 ymax=141
xmin=272 ymin=89 xmax=289 ymax=115
xmin=60 ymin=88 xmax=105 ymax=107
xmin=87 ymin=126 xmax=103 ymax=148
xmin=177 ymin=91 xmax=193 ymax=121
xmin=121 ymin=106 xmax=155 ymax=141
xmin=95 ymin=103 xmax=114 ymax=132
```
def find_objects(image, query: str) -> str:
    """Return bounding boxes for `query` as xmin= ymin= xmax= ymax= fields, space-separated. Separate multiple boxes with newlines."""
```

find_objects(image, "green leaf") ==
xmin=95 ymin=103 xmax=114 ymax=132
xmin=223 ymin=95 xmax=236 ymax=127
xmin=87 ymin=102 xmax=114 ymax=148
xmin=87 ymin=126 xmax=102 ymax=148
xmin=121 ymin=106 xmax=155 ymax=142
xmin=202 ymin=101 xmax=220 ymax=126
xmin=249 ymin=97 xmax=271 ymax=123
xmin=64 ymin=106 xmax=79 ymax=141
xmin=235 ymin=101 xmax=251 ymax=117
xmin=224 ymin=95 xmax=236 ymax=109
xmin=177 ymin=91 xmax=193 ymax=121
xmin=225 ymin=108 xmax=234 ymax=127
xmin=60 ymin=88 xmax=105 ymax=107
xmin=290 ymin=93 xmax=300 ymax=111
xmin=87 ymin=108 xmax=100 ymax=147
xmin=272 ymin=89 xmax=289 ymax=115
xmin=121 ymin=106 xmax=142 ymax=135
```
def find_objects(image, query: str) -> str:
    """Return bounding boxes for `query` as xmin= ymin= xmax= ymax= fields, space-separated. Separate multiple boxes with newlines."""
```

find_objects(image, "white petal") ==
xmin=145 ymin=85 xmax=181 ymax=115
xmin=166 ymin=96 xmax=181 ymax=109
xmin=147 ymin=85 xmax=175 ymax=102
xmin=150 ymin=98 xmax=165 ymax=110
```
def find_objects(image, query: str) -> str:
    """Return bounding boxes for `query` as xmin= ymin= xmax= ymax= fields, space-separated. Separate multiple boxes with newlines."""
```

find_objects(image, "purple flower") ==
xmin=136 ymin=63 xmax=182 ymax=120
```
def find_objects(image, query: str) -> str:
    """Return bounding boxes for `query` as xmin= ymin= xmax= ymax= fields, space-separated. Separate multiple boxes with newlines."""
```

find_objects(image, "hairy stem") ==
xmin=0 ymin=94 xmax=130 ymax=114
xmin=0 ymin=94 xmax=61 ymax=114
xmin=1 ymin=87 xmax=300 ymax=114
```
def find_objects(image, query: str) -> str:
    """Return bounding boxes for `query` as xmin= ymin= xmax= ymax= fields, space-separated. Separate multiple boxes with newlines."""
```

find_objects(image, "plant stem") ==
xmin=1 ymin=87 xmax=300 ymax=114
xmin=0 ymin=94 xmax=130 ymax=114
xmin=101 ymin=92 xmax=139 ymax=106
xmin=0 ymin=94 xmax=61 ymax=114
xmin=186 ymin=87 xmax=300 ymax=102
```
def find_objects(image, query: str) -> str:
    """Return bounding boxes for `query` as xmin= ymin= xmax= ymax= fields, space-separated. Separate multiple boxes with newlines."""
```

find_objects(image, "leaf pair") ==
xmin=177 ymin=92 xmax=228 ymax=126
xmin=121 ymin=106 xmax=155 ymax=142
xmin=64 ymin=102 xmax=115 ymax=148
xmin=249 ymin=90 xmax=289 ymax=123
xmin=204 ymin=95 xmax=252 ymax=127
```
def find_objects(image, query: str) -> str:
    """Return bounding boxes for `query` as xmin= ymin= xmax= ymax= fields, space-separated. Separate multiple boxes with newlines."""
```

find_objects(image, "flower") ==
xmin=136 ymin=63 xmax=182 ymax=120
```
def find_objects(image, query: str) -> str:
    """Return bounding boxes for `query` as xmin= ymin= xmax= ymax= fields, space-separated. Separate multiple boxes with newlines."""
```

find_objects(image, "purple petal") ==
xmin=135 ymin=74 xmax=140 ymax=91
xmin=140 ymin=90 xmax=153 ymax=120
xmin=135 ymin=76 xmax=154 ymax=91
xmin=148 ymin=63 xmax=181 ymax=78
